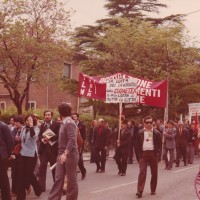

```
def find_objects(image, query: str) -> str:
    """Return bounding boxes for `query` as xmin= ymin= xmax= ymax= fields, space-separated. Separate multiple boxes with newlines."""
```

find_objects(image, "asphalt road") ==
xmin=9 ymin=151 xmax=200 ymax=200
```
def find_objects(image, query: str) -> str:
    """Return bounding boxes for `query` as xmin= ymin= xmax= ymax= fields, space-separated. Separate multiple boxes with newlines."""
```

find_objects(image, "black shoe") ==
xmin=151 ymin=192 xmax=156 ymax=195
xmin=184 ymin=163 xmax=187 ymax=166
xmin=136 ymin=192 xmax=142 ymax=198
xmin=167 ymin=167 xmax=172 ymax=170
xmin=118 ymin=171 xmax=122 ymax=175
xmin=35 ymin=190 xmax=42 ymax=197
xmin=99 ymin=169 xmax=105 ymax=173
xmin=175 ymin=164 xmax=179 ymax=167
xmin=82 ymin=171 xmax=87 ymax=180
xmin=62 ymin=189 xmax=66 ymax=195
xmin=96 ymin=167 xmax=100 ymax=173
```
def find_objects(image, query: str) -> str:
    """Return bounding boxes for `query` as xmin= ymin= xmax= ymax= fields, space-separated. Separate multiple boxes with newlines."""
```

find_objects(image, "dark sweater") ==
xmin=0 ymin=121 xmax=14 ymax=159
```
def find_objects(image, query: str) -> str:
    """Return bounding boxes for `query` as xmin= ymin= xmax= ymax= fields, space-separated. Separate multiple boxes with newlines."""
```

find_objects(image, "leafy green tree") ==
xmin=74 ymin=17 xmax=199 ymax=118
xmin=0 ymin=0 xmax=72 ymax=114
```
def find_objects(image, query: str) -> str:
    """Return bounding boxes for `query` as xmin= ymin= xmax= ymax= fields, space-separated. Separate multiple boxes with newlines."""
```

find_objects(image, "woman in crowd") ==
xmin=10 ymin=115 xmax=25 ymax=197
xmin=16 ymin=114 xmax=42 ymax=200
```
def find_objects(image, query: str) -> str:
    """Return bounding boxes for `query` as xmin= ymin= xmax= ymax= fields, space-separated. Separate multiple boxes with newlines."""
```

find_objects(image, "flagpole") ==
xmin=161 ymin=107 xmax=167 ymax=167
xmin=77 ymin=97 xmax=80 ymax=113
xmin=118 ymin=102 xmax=122 ymax=140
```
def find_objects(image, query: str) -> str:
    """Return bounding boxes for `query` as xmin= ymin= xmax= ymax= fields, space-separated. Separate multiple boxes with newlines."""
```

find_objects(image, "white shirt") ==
xmin=143 ymin=129 xmax=154 ymax=151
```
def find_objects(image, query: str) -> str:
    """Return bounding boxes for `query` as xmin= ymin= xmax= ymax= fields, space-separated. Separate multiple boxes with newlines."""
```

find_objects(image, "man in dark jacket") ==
xmin=38 ymin=110 xmax=60 ymax=191
xmin=136 ymin=115 xmax=162 ymax=198
xmin=93 ymin=118 xmax=111 ymax=173
xmin=0 ymin=111 xmax=14 ymax=200
xmin=71 ymin=113 xmax=87 ymax=180
xmin=115 ymin=120 xmax=131 ymax=176
xmin=175 ymin=121 xmax=189 ymax=167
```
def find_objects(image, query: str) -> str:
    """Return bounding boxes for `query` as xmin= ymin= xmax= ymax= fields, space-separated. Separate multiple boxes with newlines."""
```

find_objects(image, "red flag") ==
xmin=194 ymin=112 xmax=199 ymax=132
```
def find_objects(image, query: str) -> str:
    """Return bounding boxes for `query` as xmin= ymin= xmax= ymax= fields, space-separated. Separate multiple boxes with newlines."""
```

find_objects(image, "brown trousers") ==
xmin=137 ymin=150 xmax=158 ymax=193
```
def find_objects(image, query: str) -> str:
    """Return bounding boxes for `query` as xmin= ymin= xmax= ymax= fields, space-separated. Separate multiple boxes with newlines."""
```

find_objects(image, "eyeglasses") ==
xmin=145 ymin=121 xmax=153 ymax=124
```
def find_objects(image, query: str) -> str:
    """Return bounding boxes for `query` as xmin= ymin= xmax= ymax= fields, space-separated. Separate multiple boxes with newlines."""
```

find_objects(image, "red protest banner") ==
xmin=78 ymin=72 xmax=167 ymax=108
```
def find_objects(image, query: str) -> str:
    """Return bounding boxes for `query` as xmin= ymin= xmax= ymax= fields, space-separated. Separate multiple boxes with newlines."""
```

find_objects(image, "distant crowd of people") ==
xmin=0 ymin=106 xmax=199 ymax=199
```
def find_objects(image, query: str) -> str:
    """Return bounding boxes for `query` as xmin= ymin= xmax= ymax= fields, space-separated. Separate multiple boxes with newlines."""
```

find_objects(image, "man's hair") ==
xmin=122 ymin=119 xmax=129 ymax=125
xmin=72 ymin=112 xmax=79 ymax=118
xmin=143 ymin=115 xmax=153 ymax=123
xmin=58 ymin=103 xmax=71 ymax=117
xmin=14 ymin=115 xmax=25 ymax=125
xmin=43 ymin=110 xmax=53 ymax=116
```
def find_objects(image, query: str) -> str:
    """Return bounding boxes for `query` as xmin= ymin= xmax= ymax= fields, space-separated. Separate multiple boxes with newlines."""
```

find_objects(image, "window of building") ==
xmin=62 ymin=63 xmax=71 ymax=79
xmin=0 ymin=101 xmax=6 ymax=110
xmin=28 ymin=101 xmax=36 ymax=110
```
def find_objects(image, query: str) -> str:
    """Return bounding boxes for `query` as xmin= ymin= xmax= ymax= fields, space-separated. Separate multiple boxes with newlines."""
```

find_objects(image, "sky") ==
xmin=66 ymin=0 xmax=200 ymax=46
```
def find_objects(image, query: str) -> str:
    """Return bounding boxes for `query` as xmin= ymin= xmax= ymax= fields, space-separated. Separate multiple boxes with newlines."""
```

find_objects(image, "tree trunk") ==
xmin=17 ymin=105 xmax=23 ymax=115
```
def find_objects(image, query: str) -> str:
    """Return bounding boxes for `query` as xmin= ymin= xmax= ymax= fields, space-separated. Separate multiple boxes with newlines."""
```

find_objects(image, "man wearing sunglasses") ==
xmin=136 ymin=115 xmax=162 ymax=198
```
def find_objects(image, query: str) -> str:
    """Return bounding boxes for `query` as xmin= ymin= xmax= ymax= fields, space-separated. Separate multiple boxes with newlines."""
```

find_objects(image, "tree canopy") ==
xmin=0 ymin=0 xmax=72 ymax=114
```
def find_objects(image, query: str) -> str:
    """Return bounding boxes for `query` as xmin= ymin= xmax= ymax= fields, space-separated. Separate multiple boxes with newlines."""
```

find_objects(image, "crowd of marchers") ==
xmin=0 ymin=106 xmax=199 ymax=200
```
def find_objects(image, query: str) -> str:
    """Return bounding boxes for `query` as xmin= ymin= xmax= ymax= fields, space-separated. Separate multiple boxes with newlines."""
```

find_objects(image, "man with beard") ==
xmin=38 ymin=110 xmax=60 ymax=192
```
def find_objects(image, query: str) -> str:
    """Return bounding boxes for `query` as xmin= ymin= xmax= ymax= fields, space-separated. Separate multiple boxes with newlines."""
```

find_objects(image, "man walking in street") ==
xmin=175 ymin=121 xmax=189 ymax=167
xmin=93 ymin=118 xmax=111 ymax=173
xmin=71 ymin=113 xmax=87 ymax=180
xmin=163 ymin=121 xmax=176 ymax=170
xmin=0 ymin=111 xmax=14 ymax=200
xmin=38 ymin=110 xmax=60 ymax=191
xmin=136 ymin=115 xmax=162 ymax=198
xmin=48 ymin=103 xmax=79 ymax=200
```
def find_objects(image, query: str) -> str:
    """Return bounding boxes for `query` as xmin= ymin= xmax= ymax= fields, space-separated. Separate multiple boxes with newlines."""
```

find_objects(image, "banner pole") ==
xmin=118 ymin=102 xmax=122 ymax=140
xmin=77 ymin=97 xmax=80 ymax=113
xmin=161 ymin=107 xmax=167 ymax=167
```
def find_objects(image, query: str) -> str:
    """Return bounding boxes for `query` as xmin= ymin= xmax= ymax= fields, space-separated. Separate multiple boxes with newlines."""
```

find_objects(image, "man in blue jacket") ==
xmin=0 ymin=111 xmax=14 ymax=200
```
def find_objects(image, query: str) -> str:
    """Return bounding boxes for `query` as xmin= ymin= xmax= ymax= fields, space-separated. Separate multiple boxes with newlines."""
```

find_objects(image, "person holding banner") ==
xmin=136 ymin=115 xmax=162 ymax=198
xmin=115 ymin=120 xmax=131 ymax=176
xmin=93 ymin=118 xmax=111 ymax=173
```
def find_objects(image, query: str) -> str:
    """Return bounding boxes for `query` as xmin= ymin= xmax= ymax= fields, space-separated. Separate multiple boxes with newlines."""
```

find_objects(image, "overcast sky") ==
xmin=67 ymin=0 xmax=200 ymax=46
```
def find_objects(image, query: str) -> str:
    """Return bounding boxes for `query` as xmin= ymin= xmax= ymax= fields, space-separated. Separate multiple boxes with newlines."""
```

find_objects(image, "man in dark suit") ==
xmin=71 ymin=113 xmax=87 ymax=180
xmin=175 ymin=121 xmax=189 ymax=167
xmin=48 ymin=103 xmax=79 ymax=200
xmin=38 ymin=110 xmax=60 ymax=192
xmin=93 ymin=118 xmax=111 ymax=173
xmin=115 ymin=120 xmax=131 ymax=176
xmin=0 ymin=111 xmax=14 ymax=200
xmin=136 ymin=115 xmax=162 ymax=198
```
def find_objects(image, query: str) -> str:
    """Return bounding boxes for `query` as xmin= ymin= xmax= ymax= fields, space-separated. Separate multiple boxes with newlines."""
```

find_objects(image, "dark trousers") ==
xmin=90 ymin=145 xmax=95 ymax=162
xmin=137 ymin=151 xmax=158 ymax=193
xmin=11 ymin=156 xmax=20 ymax=193
xmin=128 ymin=143 xmax=134 ymax=163
xmin=0 ymin=158 xmax=11 ymax=200
xmin=163 ymin=148 xmax=174 ymax=168
xmin=133 ymin=144 xmax=140 ymax=163
xmin=17 ymin=155 xmax=41 ymax=200
xmin=38 ymin=148 xmax=57 ymax=191
xmin=78 ymin=153 xmax=86 ymax=175
xmin=94 ymin=147 xmax=106 ymax=170
xmin=115 ymin=150 xmax=129 ymax=173
xmin=176 ymin=146 xmax=187 ymax=165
